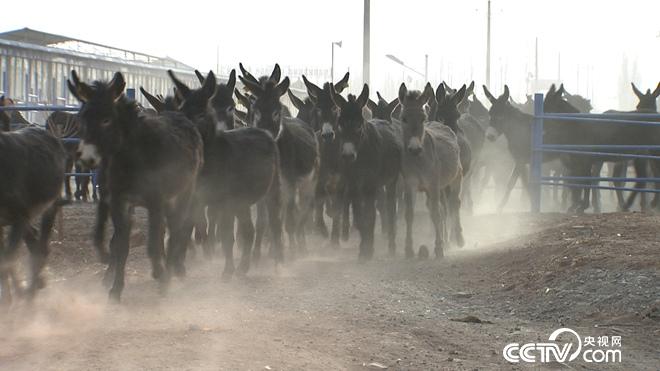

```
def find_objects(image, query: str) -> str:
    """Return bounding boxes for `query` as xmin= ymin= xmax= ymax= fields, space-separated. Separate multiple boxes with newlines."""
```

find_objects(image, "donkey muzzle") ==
xmin=342 ymin=142 xmax=357 ymax=162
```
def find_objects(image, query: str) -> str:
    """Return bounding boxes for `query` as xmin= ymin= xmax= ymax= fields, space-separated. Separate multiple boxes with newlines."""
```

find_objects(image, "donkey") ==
xmin=367 ymin=92 xmax=399 ymax=121
xmin=397 ymin=83 xmax=462 ymax=258
xmin=45 ymin=111 xmax=97 ymax=202
xmin=329 ymin=84 xmax=401 ymax=260
xmin=299 ymin=73 xmax=351 ymax=245
xmin=168 ymin=70 xmax=282 ymax=277
xmin=68 ymin=71 xmax=203 ymax=302
xmin=428 ymin=83 xmax=471 ymax=239
xmin=0 ymin=127 xmax=67 ymax=305
xmin=240 ymin=65 xmax=319 ymax=258
xmin=0 ymin=96 xmax=34 ymax=131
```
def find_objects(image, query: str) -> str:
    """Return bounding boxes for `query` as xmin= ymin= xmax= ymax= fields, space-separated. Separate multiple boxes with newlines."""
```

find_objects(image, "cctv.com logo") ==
xmin=503 ymin=328 xmax=622 ymax=364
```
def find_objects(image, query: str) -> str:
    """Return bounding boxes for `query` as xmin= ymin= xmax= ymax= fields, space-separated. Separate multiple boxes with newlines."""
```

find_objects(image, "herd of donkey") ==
xmin=1 ymin=62 xmax=659 ymax=304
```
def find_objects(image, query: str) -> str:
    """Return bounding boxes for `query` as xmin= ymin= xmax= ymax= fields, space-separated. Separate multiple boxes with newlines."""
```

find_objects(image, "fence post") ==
xmin=126 ymin=88 xmax=135 ymax=100
xmin=530 ymin=93 xmax=544 ymax=213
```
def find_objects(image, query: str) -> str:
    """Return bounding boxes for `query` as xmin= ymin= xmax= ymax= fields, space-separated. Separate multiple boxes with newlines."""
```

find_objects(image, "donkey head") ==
xmin=398 ymin=83 xmax=433 ymax=156
xmin=205 ymin=69 xmax=237 ymax=131
xmin=482 ymin=85 xmax=513 ymax=141
xmin=302 ymin=72 xmax=349 ymax=140
xmin=544 ymin=84 xmax=580 ymax=114
xmin=67 ymin=70 xmax=127 ymax=167
xmin=331 ymin=83 xmax=369 ymax=162
xmin=367 ymin=92 xmax=399 ymax=121
xmin=239 ymin=66 xmax=290 ymax=136
xmin=631 ymin=82 xmax=660 ymax=112
xmin=431 ymin=83 xmax=467 ymax=128
xmin=288 ymin=89 xmax=315 ymax=125
xmin=168 ymin=70 xmax=217 ymax=139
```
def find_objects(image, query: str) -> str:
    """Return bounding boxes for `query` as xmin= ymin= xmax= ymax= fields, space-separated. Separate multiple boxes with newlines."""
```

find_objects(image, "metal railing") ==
xmin=530 ymin=93 xmax=660 ymax=212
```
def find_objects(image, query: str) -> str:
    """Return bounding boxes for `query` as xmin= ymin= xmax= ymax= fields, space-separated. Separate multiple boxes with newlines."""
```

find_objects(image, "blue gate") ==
xmin=530 ymin=93 xmax=660 ymax=212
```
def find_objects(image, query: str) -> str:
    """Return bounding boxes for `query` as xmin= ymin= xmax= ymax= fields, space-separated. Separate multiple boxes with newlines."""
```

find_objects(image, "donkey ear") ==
xmin=376 ymin=91 xmax=386 ymax=103
xmin=367 ymin=98 xmax=378 ymax=113
xmin=109 ymin=72 xmax=126 ymax=101
xmin=334 ymin=72 xmax=350 ymax=93
xmin=67 ymin=79 xmax=85 ymax=102
xmin=239 ymin=75 xmax=264 ymax=96
xmin=356 ymin=84 xmax=370 ymax=108
xmin=195 ymin=70 xmax=206 ymax=84
xmin=631 ymin=83 xmax=643 ymax=99
xmin=547 ymin=84 xmax=556 ymax=97
xmin=239 ymin=63 xmax=259 ymax=85
xmin=502 ymin=85 xmax=510 ymax=101
xmin=234 ymin=109 xmax=248 ymax=125
xmin=276 ymin=77 xmax=290 ymax=97
xmin=234 ymin=88 xmax=251 ymax=107
xmin=483 ymin=85 xmax=496 ymax=104
xmin=387 ymin=98 xmax=399 ymax=113
xmin=420 ymin=82 xmax=434 ymax=104
xmin=653 ymin=82 xmax=660 ymax=98
xmin=168 ymin=70 xmax=192 ymax=98
xmin=270 ymin=63 xmax=281 ymax=83
xmin=435 ymin=83 xmax=447 ymax=104
xmin=287 ymin=89 xmax=305 ymax=110
xmin=202 ymin=71 xmax=217 ymax=97
xmin=140 ymin=87 xmax=165 ymax=112
xmin=556 ymin=83 xmax=565 ymax=97
xmin=451 ymin=84 xmax=467 ymax=105
xmin=226 ymin=69 xmax=237 ymax=92
xmin=398 ymin=83 xmax=408 ymax=104
xmin=302 ymin=75 xmax=323 ymax=98
xmin=466 ymin=81 xmax=475 ymax=96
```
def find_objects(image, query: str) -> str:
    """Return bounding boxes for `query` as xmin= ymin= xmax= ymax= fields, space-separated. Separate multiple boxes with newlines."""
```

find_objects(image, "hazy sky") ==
xmin=5 ymin=0 xmax=660 ymax=111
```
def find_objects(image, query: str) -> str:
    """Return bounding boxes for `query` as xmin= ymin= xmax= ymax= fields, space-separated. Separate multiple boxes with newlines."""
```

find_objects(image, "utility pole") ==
xmin=557 ymin=52 xmax=561 ymax=81
xmin=535 ymin=37 xmax=539 ymax=90
xmin=486 ymin=0 xmax=491 ymax=88
xmin=363 ymin=0 xmax=371 ymax=86
xmin=424 ymin=54 xmax=428 ymax=82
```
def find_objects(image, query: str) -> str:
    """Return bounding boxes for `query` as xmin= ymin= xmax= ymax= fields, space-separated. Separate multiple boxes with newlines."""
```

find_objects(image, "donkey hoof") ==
xmin=108 ymin=290 xmax=122 ymax=304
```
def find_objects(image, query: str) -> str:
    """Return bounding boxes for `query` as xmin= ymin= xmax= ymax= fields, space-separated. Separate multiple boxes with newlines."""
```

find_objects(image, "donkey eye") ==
xmin=225 ymin=106 xmax=235 ymax=115
xmin=100 ymin=119 xmax=112 ymax=128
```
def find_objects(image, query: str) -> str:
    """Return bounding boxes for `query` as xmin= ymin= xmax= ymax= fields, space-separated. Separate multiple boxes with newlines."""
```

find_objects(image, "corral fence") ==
xmin=530 ymin=93 xmax=660 ymax=212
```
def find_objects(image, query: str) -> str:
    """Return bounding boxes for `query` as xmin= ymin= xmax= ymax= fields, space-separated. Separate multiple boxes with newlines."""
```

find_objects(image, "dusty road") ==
xmin=1 ymin=205 xmax=658 ymax=370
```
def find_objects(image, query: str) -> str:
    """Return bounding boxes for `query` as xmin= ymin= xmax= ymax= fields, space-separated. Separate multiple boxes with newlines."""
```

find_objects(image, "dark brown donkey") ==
xmin=330 ymin=84 xmax=402 ymax=260
xmin=239 ymin=64 xmax=319 ymax=258
xmin=0 ymin=127 xmax=67 ymax=305
xmin=397 ymin=83 xmax=463 ymax=258
xmin=299 ymin=73 xmax=350 ymax=246
xmin=69 ymin=71 xmax=203 ymax=302
xmin=167 ymin=70 xmax=282 ymax=277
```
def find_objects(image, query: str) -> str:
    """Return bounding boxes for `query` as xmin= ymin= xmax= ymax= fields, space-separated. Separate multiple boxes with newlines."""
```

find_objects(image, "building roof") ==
xmin=0 ymin=27 xmax=193 ymax=71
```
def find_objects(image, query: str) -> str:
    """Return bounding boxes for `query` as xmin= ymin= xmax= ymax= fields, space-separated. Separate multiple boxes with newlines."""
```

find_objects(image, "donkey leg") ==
xmin=266 ymin=183 xmax=284 ymax=263
xmin=94 ymin=198 xmax=111 ymax=264
xmin=146 ymin=201 xmax=166 ymax=282
xmin=613 ymin=161 xmax=627 ymax=211
xmin=427 ymin=188 xmax=444 ymax=258
xmin=404 ymin=186 xmax=416 ymax=259
xmin=108 ymin=200 xmax=131 ymax=303
xmin=385 ymin=181 xmax=398 ymax=255
xmin=219 ymin=209 xmax=236 ymax=280
xmin=341 ymin=190 xmax=351 ymax=242
xmin=253 ymin=201 xmax=267 ymax=263
xmin=624 ymin=159 xmax=648 ymax=212
xmin=25 ymin=204 xmax=59 ymax=297
xmin=296 ymin=177 xmax=317 ymax=255
xmin=358 ymin=190 xmax=377 ymax=262
xmin=236 ymin=207 xmax=255 ymax=276
xmin=497 ymin=164 xmax=520 ymax=213
xmin=448 ymin=179 xmax=465 ymax=248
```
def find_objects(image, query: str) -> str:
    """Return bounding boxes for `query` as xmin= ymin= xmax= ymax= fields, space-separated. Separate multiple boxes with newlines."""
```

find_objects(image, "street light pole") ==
xmin=424 ymin=54 xmax=428 ymax=82
xmin=331 ymin=41 xmax=342 ymax=82
xmin=363 ymin=0 xmax=371 ymax=86
xmin=486 ymin=0 xmax=491 ymax=88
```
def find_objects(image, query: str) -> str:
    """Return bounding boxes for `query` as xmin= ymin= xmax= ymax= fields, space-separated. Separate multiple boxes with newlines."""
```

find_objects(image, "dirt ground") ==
xmin=0 ymin=203 xmax=658 ymax=370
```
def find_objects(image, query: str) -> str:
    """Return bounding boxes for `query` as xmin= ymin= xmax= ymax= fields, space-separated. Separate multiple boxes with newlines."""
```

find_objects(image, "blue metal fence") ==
xmin=530 ymin=93 xmax=660 ymax=212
